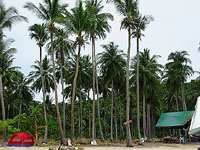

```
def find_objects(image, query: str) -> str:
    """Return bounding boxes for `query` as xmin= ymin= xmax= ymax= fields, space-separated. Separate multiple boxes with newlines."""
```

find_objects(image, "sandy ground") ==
xmin=0 ymin=143 xmax=200 ymax=150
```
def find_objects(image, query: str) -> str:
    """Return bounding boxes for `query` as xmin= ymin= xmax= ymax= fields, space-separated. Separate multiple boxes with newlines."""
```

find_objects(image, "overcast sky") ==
xmin=4 ymin=0 xmax=200 ymax=102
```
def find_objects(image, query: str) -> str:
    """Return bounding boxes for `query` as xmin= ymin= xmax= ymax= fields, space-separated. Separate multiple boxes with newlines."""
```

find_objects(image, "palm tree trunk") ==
xmin=125 ymin=27 xmax=133 ymax=147
xmin=34 ymin=121 xmax=38 ymax=146
xmin=181 ymin=79 xmax=187 ymax=111
xmin=88 ymin=90 xmax=91 ymax=138
xmin=151 ymin=110 xmax=155 ymax=138
xmin=18 ymin=99 xmax=22 ymax=129
xmin=103 ymin=97 xmax=106 ymax=138
xmin=93 ymin=35 xmax=104 ymax=141
xmin=114 ymin=98 xmax=118 ymax=141
xmin=143 ymin=89 xmax=147 ymax=140
xmin=0 ymin=74 xmax=7 ymax=144
xmin=78 ymin=95 xmax=81 ymax=138
xmin=136 ymin=37 xmax=141 ymax=141
xmin=71 ymin=38 xmax=81 ymax=141
xmin=50 ymin=29 xmax=65 ymax=144
xmin=92 ymin=36 xmax=96 ymax=141
xmin=79 ymin=90 xmax=83 ymax=138
xmin=17 ymin=87 xmax=22 ymax=129
xmin=111 ymin=80 xmax=114 ymax=141
xmin=119 ymin=100 xmax=124 ymax=141
xmin=175 ymin=87 xmax=179 ymax=111
xmin=39 ymin=46 xmax=48 ymax=144
xmin=95 ymin=62 xmax=105 ymax=141
xmin=61 ymin=64 xmax=66 ymax=138
xmin=147 ymin=103 xmax=151 ymax=139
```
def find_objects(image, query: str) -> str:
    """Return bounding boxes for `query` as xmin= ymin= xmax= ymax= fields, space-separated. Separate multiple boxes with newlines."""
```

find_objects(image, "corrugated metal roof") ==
xmin=156 ymin=111 xmax=194 ymax=127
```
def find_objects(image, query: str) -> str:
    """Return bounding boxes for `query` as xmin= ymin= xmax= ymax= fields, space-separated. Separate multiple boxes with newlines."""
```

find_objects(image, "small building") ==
xmin=156 ymin=111 xmax=194 ymax=129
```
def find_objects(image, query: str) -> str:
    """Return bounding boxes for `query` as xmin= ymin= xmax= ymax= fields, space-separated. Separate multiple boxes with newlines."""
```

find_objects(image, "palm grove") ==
xmin=0 ymin=0 xmax=198 ymax=147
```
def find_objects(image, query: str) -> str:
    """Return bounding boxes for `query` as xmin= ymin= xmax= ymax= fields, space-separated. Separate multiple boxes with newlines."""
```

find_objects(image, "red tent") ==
xmin=7 ymin=132 xmax=34 ymax=147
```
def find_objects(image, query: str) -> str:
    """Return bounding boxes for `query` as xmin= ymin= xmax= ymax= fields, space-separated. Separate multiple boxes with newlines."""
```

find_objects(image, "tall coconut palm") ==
xmin=0 ymin=39 xmax=18 ymax=143
xmin=52 ymin=28 xmax=73 ymax=138
xmin=132 ymin=13 xmax=153 ymax=141
xmin=63 ymin=54 xmax=92 ymax=138
xmin=0 ymin=2 xmax=27 ymax=39
xmin=24 ymin=0 xmax=67 ymax=144
xmin=98 ymin=42 xmax=126 ymax=141
xmin=85 ymin=0 xmax=113 ymax=142
xmin=28 ymin=23 xmax=49 ymax=143
xmin=131 ymin=49 xmax=162 ymax=140
xmin=113 ymin=0 xmax=138 ymax=146
xmin=165 ymin=51 xmax=193 ymax=111
xmin=60 ymin=0 xmax=89 ymax=141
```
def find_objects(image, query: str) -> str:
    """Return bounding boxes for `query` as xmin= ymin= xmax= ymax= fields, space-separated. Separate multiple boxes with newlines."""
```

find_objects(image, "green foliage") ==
xmin=0 ymin=117 xmax=20 ymax=134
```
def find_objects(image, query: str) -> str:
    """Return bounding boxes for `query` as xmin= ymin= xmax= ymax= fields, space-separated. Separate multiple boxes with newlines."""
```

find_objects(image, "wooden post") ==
xmin=34 ymin=121 xmax=38 ymax=146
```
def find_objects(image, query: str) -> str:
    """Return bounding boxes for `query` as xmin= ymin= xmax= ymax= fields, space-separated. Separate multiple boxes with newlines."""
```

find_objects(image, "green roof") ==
xmin=156 ymin=111 xmax=194 ymax=127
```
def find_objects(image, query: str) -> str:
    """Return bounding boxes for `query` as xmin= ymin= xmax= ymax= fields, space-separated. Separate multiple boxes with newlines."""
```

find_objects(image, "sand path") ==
xmin=0 ymin=143 xmax=199 ymax=150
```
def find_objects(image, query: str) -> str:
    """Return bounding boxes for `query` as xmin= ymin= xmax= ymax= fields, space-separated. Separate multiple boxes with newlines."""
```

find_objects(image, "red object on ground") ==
xmin=8 ymin=132 xmax=34 ymax=147
xmin=124 ymin=120 xmax=133 ymax=125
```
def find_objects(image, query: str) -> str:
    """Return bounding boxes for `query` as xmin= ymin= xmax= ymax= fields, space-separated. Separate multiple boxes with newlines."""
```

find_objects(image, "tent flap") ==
xmin=189 ymin=97 xmax=200 ymax=136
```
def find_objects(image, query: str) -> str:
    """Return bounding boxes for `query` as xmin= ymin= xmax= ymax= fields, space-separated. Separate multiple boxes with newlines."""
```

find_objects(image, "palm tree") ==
xmin=64 ymin=54 xmax=92 ymax=138
xmin=131 ymin=49 xmax=162 ymax=140
xmin=164 ymin=64 xmax=181 ymax=111
xmin=165 ymin=51 xmax=193 ymax=111
xmin=60 ymin=0 xmax=89 ymax=141
xmin=113 ymin=0 xmax=138 ymax=146
xmin=53 ymin=28 xmax=73 ymax=138
xmin=0 ymin=39 xmax=18 ymax=143
xmin=0 ymin=2 xmax=27 ymax=143
xmin=29 ymin=56 xmax=54 ymax=94
xmin=28 ymin=23 xmax=49 ymax=143
xmin=98 ymin=42 xmax=126 ymax=142
xmin=12 ymin=72 xmax=33 ymax=129
xmin=24 ymin=0 xmax=67 ymax=144
xmin=132 ymin=13 xmax=153 ymax=142
xmin=85 ymin=0 xmax=113 ymax=142
xmin=0 ymin=2 xmax=27 ymax=39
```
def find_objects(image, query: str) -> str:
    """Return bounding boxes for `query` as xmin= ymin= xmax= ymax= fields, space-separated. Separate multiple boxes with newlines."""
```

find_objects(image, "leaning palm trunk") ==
xmin=136 ymin=37 xmax=141 ymax=141
xmin=143 ymin=89 xmax=147 ymax=140
xmin=181 ymin=79 xmax=187 ymax=111
xmin=111 ymin=80 xmax=114 ymax=141
xmin=95 ymin=60 xmax=105 ymax=141
xmin=125 ymin=27 xmax=133 ymax=147
xmin=92 ymin=37 xmax=96 ymax=141
xmin=71 ymin=41 xmax=81 ymax=141
xmin=50 ymin=28 xmax=65 ymax=144
xmin=39 ymin=46 xmax=48 ymax=144
xmin=0 ymin=74 xmax=7 ymax=144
